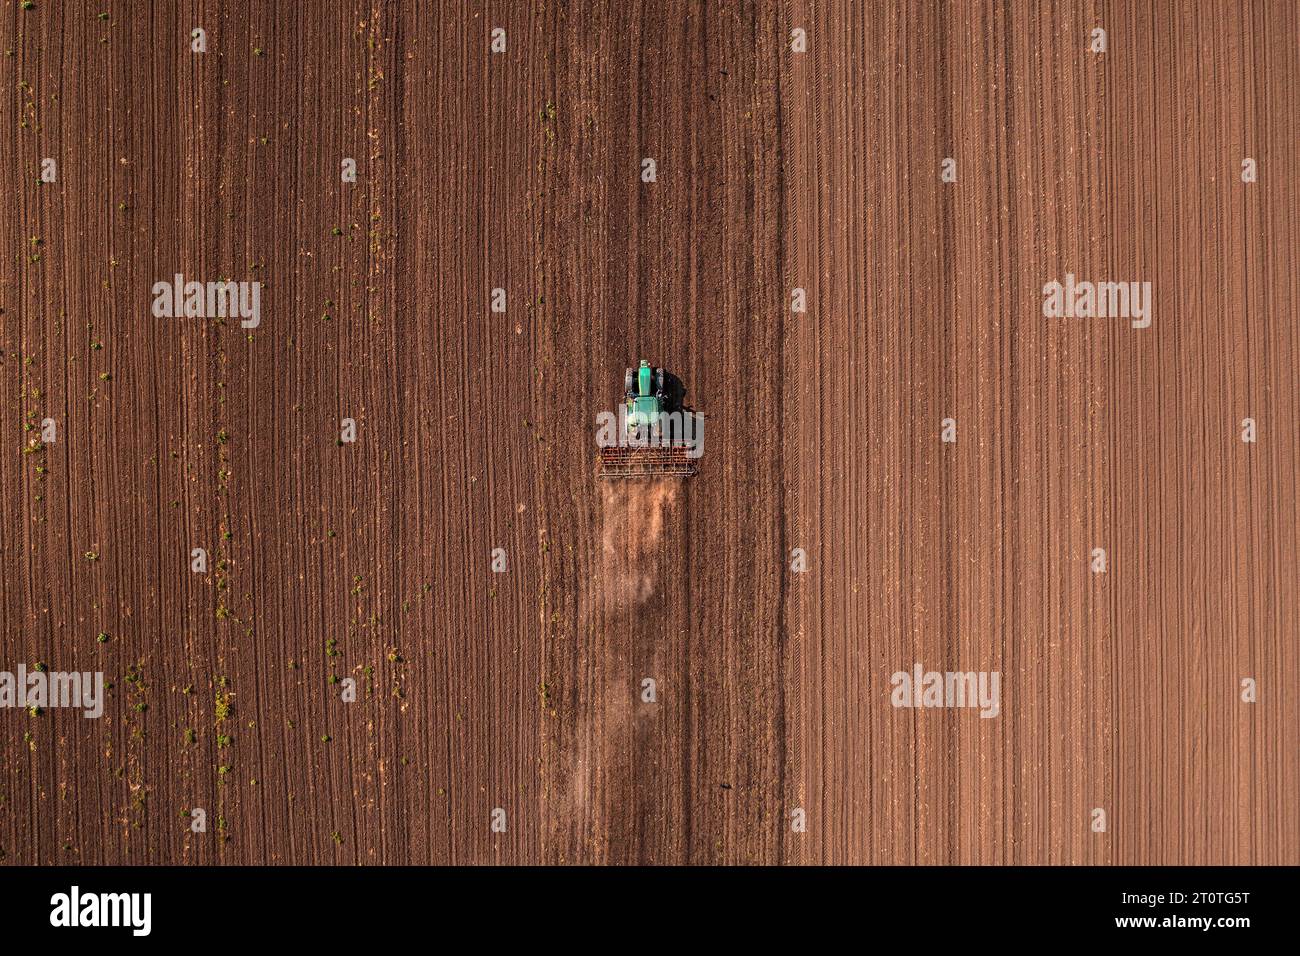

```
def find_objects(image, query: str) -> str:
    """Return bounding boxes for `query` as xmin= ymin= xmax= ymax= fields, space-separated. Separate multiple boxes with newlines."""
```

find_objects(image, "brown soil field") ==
xmin=1 ymin=2 xmax=1296 ymax=865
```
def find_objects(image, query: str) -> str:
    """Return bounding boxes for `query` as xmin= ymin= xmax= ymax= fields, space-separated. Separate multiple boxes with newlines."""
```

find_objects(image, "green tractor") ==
xmin=623 ymin=359 xmax=666 ymax=439
xmin=599 ymin=360 xmax=697 ymax=478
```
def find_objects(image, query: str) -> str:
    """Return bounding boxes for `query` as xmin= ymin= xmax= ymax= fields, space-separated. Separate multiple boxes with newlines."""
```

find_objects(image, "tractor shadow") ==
xmin=661 ymin=370 xmax=703 ymax=446
xmin=661 ymin=370 xmax=689 ymax=412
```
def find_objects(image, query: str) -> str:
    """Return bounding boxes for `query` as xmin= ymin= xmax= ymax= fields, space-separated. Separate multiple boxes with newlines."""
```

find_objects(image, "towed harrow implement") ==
xmin=598 ymin=443 xmax=697 ymax=479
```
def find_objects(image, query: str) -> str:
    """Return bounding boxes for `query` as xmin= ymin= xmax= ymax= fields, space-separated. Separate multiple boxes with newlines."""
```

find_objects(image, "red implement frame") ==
xmin=598 ymin=444 xmax=698 ymax=478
